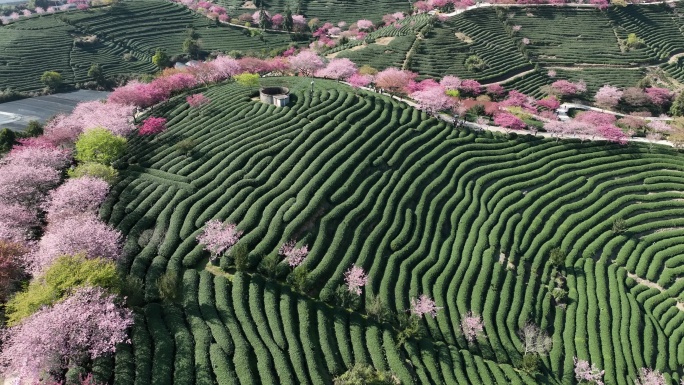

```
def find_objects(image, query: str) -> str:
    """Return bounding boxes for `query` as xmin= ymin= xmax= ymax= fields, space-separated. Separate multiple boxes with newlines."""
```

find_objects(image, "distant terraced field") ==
xmin=3 ymin=1 xmax=684 ymax=97
xmin=216 ymin=0 xmax=411 ymax=24
xmin=0 ymin=0 xmax=295 ymax=92
xmin=98 ymin=78 xmax=684 ymax=384
xmin=339 ymin=4 xmax=684 ymax=94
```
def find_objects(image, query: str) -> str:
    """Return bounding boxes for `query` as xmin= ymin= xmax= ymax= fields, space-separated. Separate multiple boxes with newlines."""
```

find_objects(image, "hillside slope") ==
xmin=0 ymin=0 xmax=294 ymax=92
xmin=3 ymin=1 xmax=684 ymax=96
xmin=100 ymin=78 xmax=684 ymax=384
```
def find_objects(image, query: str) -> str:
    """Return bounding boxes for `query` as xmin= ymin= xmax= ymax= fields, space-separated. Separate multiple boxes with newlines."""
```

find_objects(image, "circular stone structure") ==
xmin=259 ymin=86 xmax=290 ymax=107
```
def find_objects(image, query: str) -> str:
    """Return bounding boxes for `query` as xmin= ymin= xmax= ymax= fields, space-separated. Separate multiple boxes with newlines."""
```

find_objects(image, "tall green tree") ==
xmin=258 ymin=5 xmax=269 ymax=30
xmin=5 ymin=255 xmax=122 ymax=326
xmin=152 ymin=48 xmax=170 ymax=69
xmin=75 ymin=128 xmax=127 ymax=165
xmin=0 ymin=128 xmax=16 ymax=153
xmin=182 ymin=38 xmax=202 ymax=59
xmin=40 ymin=71 xmax=63 ymax=91
xmin=284 ymin=6 xmax=294 ymax=32
xmin=87 ymin=63 xmax=105 ymax=86
xmin=671 ymin=91 xmax=684 ymax=117
xmin=28 ymin=0 xmax=49 ymax=8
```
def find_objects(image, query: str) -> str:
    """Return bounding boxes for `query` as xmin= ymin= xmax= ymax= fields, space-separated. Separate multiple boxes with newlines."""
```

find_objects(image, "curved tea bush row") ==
xmin=410 ymin=9 xmax=533 ymax=81
xmin=103 ymin=78 xmax=684 ymax=384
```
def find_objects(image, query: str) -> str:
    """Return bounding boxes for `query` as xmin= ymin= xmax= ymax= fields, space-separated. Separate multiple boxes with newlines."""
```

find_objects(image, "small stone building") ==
xmin=259 ymin=87 xmax=290 ymax=107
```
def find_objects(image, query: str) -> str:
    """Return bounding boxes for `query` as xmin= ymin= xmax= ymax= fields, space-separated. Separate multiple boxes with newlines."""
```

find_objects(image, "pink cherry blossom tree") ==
xmin=550 ymin=79 xmax=585 ymax=98
xmin=536 ymin=96 xmax=561 ymax=110
xmin=139 ymin=117 xmax=167 ymax=136
xmin=289 ymin=51 xmax=325 ymax=77
xmin=0 ymin=203 xmax=38 ymax=242
xmin=375 ymin=67 xmax=417 ymax=95
xmin=42 ymin=114 xmax=84 ymax=147
xmin=413 ymin=1 xmax=433 ymax=13
xmin=356 ymin=19 xmax=374 ymax=31
xmin=410 ymin=294 xmax=442 ymax=318
xmin=152 ymin=73 xmax=198 ymax=95
xmin=596 ymin=124 xmax=628 ymax=144
xmin=459 ymin=79 xmax=482 ymax=95
xmin=209 ymin=56 xmax=242 ymax=80
xmin=237 ymin=57 xmax=270 ymax=75
xmin=32 ymin=215 xmax=122 ymax=273
xmin=108 ymin=80 xmax=167 ymax=108
xmin=343 ymin=265 xmax=368 ymax=295
xmin=647 ymin=120 xmax=672 ymax=137
xmin=406 ymin=79 xmax=440 ymax=93
xmin=187 ymin=62 xmax=222 ymax=84
xmin=271 ymin=14 xmax=284 ymax=28
xmin=411 ymin=86 xmax=455 ymax=114
xmin=315 ymin=58 xmax=357 ymax=81
xmin=382 ymin=12 xmax=405 ymax=26
xmin=544 ymin=120 xmax=568 ymax=140
xmin=494 ymin=112 xmax=526 ymax=131
xmin=347 ymin=73 xmax=373 ymax=90
xmin=292 ymin=15 xmax=307 ymax=30
xmin=47 ymin=101 xmax=134 ymax=146
xmin=574 ymin=111 xmax=616 ymax=127
xmin=573 ymin=357 xmax=605 ymax=385
xmin=0 ymin=240 xmax=26 ymax=302
xmin=197 ymin=219 xmax=243 ymax=261
xmin=590 ymin=0 xmax=610 ymax=10
xmin=278 ymin=240 xmax=309 ymax=267
xmin=486 ymin=83 xmax=506 ymax=98
xmin=187 ymin=94 xmax=211 ymax=109
xmin=265 ymin=56 xmax=291 ymax=75
xmin=440 ymin=75 xmax=462 ymax=90
xmin=617 ymin=115 xmax=646 ymax=131
xmin=594 ymin=85 xmax=623 ymax=109
xmin=645 ymin=87 xmax=672 ymax=107
xmin=500 ymin=90 xmax=528 ymax=108
xmin=44 ymin=177 xmax=110 ymax=222
xmin=0 ymin=286 xmax=133 ymax=383
xmin=251 ymin=10 xmax=270 ymax=24
xmin=460 ymin=311 xmax=484 ymax=343
xmin=634 ymin=368 xmax=667 ymax=385
xmin=0 ymin=164 xmax=60 ymax=208
xmin=3 ymin=145 xmax=70 ymax=170
xmin=67 ymin=101 xmax=137 ymax=136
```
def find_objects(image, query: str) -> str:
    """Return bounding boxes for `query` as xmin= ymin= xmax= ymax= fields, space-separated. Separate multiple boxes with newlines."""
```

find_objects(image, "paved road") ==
xmin=345 ymin=82 xmax=677 ymax=147
xmin=0 ymin=90 xmax=110 ymax=131
xmin=557 ymin=102 xmax=673 ymax=122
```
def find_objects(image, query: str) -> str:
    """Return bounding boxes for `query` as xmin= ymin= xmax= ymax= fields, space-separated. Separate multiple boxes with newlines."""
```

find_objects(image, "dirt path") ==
xmin=668 ymin=52 xmax=684 ymax=64
xmin=439 ymin=0 xmax=678 ymax=17
xmin=402 ymin=35 xmax=421 ymax=70
xmin=326 ymin=44 xmax=365 ymax=59
xmin=481 ymin=68 xmax=537 ymax=85
xmin=557 ymin=102 xmax=673 ymax=122
xmin=626 ymin=272 xmax=684 ymax=312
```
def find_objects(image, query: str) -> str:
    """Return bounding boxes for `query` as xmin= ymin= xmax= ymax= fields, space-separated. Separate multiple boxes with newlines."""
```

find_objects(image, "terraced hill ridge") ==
xmin=333 ymin=4 xmax=684 ymax=94
xmin=0 ymin=0 xmax=294 ymax=92
xmin=215 ymin=0 xmax=411 ymax=24
xmin=99 ymin=78 xmax=684 ymax=384
xmin=4 ymin=1 xmax=684 ymax=95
